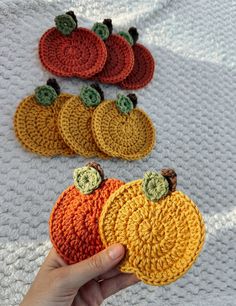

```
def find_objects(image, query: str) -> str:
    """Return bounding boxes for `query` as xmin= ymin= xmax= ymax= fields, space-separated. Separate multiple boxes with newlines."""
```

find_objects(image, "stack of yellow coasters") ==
xmin=14 ymin=80 xmax=156 ymax=159
xmin=99 ymin=168 xmax=205 ymax=286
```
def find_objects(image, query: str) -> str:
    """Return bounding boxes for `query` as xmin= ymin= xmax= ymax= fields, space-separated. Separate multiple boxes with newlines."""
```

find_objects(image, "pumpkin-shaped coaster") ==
xmin=118 ymin=28 xmax=155 ymax=89
xmin=39 ymin=11 xmax=107 ymax=78
xmin=58 ymin=83 xmax=108 ymax=158
xmin=99 ymin=169 xmax=205 ymax=286
xmin=14 ymin=79 xmax=75 ymax=156
xmin=92 ymin=93 xmax=156 ymax=160
xmin=49 ymin=163 xmax=124 ymax=264
xmin=91 ymin=19 xmax=134 ymax=84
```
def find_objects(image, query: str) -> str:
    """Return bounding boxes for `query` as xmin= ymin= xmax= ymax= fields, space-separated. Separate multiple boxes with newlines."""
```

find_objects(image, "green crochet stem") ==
xmin=115 ymin=94 xmax=133 ymax=114
xmin=73 ymin=166 xmax=102 ymax=194
xmin=34 ymin=85 xmax=58 ymax=106
xmin=80 ymin=85 xmax=101 ymax=107
xmin=92 ymin=22 xmax=110 ymax=40
xmin=55 ymin=14 xmax=77 ymax=36
xmin=142 ymin=172 xmax=169 ymax=202
xmin=118 ymin=31 xmax=134 ymax=45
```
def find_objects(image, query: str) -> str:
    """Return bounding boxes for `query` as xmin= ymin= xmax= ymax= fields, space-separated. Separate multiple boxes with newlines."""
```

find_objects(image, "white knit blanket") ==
xmin=0 ymin=0 xmax=236 ymax=305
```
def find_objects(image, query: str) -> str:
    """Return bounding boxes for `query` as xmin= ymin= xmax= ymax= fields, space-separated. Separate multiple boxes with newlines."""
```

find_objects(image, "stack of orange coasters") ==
xmin=49 ymin=163 xmax=205 ymax=286
xmin=39 ymin=12 xmax=155 ymax=89
xmin=14 ymin=80 xmax=156 ymax=159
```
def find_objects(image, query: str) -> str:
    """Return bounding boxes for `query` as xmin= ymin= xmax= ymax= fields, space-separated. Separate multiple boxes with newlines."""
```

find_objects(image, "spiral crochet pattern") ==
xmin=39 ymin=28 xmax=107 ymax=78
xmin=99 ymin=180 xmax=205 ymax=286
xmin=119 ymin=43 xmax=155 ymax=89
xmin=50 ymin=178 xmax=124 ymax=264
xmin=14 ymin=94 xmax=75 ymax=156
xmin=92 ymin=100 xmax=156 ymax=160
xmin=95 ymin=34 xmax=134 ymax=84
xmin=58 ymin=96 xmax=108 ymax=158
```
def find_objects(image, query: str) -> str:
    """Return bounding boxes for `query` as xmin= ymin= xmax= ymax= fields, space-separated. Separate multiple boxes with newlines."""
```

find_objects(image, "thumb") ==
xmin=59 ymin=244 xmax=125 ymax=289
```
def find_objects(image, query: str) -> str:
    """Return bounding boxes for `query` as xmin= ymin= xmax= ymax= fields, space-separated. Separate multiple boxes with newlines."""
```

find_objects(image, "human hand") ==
xmin=20 ymin=244 xmax=138 ymax=306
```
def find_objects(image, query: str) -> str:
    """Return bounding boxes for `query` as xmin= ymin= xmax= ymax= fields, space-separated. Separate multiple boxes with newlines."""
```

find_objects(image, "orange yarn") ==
xmin=99 ymin=180 xmax=205 ymax=286
xmin=49 ymin=178 xmax=124 ymax=264
xmin=14 ymin=94 xmax=75 ymax=156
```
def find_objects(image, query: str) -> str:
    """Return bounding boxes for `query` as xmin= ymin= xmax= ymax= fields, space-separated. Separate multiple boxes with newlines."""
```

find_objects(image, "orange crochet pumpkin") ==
xmin=49 ymin=162 xmax=124 ymax=264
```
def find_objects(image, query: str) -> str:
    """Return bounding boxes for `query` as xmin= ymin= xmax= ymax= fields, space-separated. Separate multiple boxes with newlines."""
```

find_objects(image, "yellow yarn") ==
xmin=99 ymin=180 xmax=205 ymax=286
xmin=14 ymin=94 xmax=75 ymax=156
xmin=58 ymin=96 xmax=108 ymax=158
xmin=92 ymin=100 xmax=156 ymax=160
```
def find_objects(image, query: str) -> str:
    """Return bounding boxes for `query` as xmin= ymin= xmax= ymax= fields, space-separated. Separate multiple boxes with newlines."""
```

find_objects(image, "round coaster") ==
xmin=58 ymin=96 xmax=109 ymax=158
xmin=14 ymin=93 xmax=75 ymax=156
xmin=99 ymin=178 xmax=205 ymax=286
xmin=49 ymin=164 xmax=124 ymax=264
xmin=39 ymin=27 xmax=107 ymax=78
xmin=119 ymin=43 xmax=155 ymax=89
xmin=92 ymin=100 xmax=156 ymax=160
xmin=95 ymin=34 xmax=134 ymax=84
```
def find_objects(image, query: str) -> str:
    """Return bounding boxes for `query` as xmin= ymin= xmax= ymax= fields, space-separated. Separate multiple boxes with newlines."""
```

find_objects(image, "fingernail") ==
xmin=108 ymin=244 xmax=124 ymax=260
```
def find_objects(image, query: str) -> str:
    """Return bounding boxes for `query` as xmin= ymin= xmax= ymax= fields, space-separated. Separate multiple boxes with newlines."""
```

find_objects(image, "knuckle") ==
xmin=89 ymin=254 xmax=104 ymax=272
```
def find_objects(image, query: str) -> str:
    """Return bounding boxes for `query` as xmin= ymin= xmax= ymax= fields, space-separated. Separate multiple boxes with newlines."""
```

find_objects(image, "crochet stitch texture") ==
xmin=58 ymin=96 xmax=108 ymax=158
xmin=50 ymin=178 xmax=124 ymax=264
xmin=95 ymin=34 xmax=134 ymax=84
xmin=14 ymin=94 xmax=75 ymax=156
xmin=99 ymin=180 xmax=205 ymax=286
xmin=119 ymin=43 xmax=155 ymax=89
xmin=92 ymin=100 xmax=156 ymax=159
xmin=39 ymin=28 xmax=107 ymax=78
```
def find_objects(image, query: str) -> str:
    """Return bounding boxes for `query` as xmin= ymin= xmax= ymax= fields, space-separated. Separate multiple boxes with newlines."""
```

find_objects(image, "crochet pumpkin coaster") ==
xmin=14 ymin=79 xmax=75 ymax=156
xmin=39 ymin=11 xmax=107 ymax=78
xmin=49 ymin=163 xmax=124 ymax=264
xmin=92 ymin=19 xmax=134 ymax=84
xmin=92 ymin=93 xmax=156 ymax=160
xmin=118 ymin=28 xmax=155 ymax=89
xmin=99 ymin=169 xmax=205 ymax=286
xmin=58 ymin=83 xmax=108 ymax=158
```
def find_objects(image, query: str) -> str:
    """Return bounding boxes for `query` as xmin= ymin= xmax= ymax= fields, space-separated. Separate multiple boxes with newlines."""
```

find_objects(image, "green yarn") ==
xmin=55 ymin=14 xmax=77 ymax=36
xmin=80 ymin=86 xmax=101 ymax=107
xmin=115 ymin=94 xmax=133 ymax=114
xmin=34 ymin=85 xmax=58 ymax=106
xmin=142 ymin=172 xmax=169 ymax=202
xmin=73 ymin=166 xmax=102 ymax=194
xmin=92 ymin=22 xmax=110 ymax=40
xmin=118 ymin=31 xmax=134 ymax=45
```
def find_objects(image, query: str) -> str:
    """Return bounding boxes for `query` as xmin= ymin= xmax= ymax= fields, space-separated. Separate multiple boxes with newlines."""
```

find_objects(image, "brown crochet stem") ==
xmin=46 ymin=78 xmax=61 ymax=95
xmin=128 ymin=27 xmax=139 ymax=44
xmin=103 ymin=19 xmax=113 ymax=35
xmin=66 ymin=11 xmax=78 ymax=27
xmin=90 ymin=83 xmax=104 ymax=101
xmin=86 ymin=162 xmax=104 ymax=181
xmin=161 ymin=168 xmax=177 ymax=192
xmin=127 ymin=93 xmax=138 ymax=108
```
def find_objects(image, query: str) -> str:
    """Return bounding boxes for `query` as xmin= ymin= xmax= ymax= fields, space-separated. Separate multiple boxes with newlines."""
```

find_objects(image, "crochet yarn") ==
xmin=95 ymin=34 xmax=134 ymax=84
xmin=50 ymin=178 xmax=124 ymax=264
xmin=58 ymin=96 xmax=108 ymax=158
xmin=99 ymin=180 xmax=205 ymax=286
xmin=119 ymin=43 xmax=155 ymax=89
xmin=92 ymin=100 xmax=156 ymax=160
xmin=39 ymin=27 xmax=107 ymax=78
xmin=73 ymin=166 xmax=102 ymax=194
xmin=14 ymin=94 xmax=75 ymax=156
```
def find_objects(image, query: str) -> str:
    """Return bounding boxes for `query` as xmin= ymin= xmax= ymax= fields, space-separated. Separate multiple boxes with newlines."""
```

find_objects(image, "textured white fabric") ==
xmin=0 ymin=0 xmax=236 ymax=305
